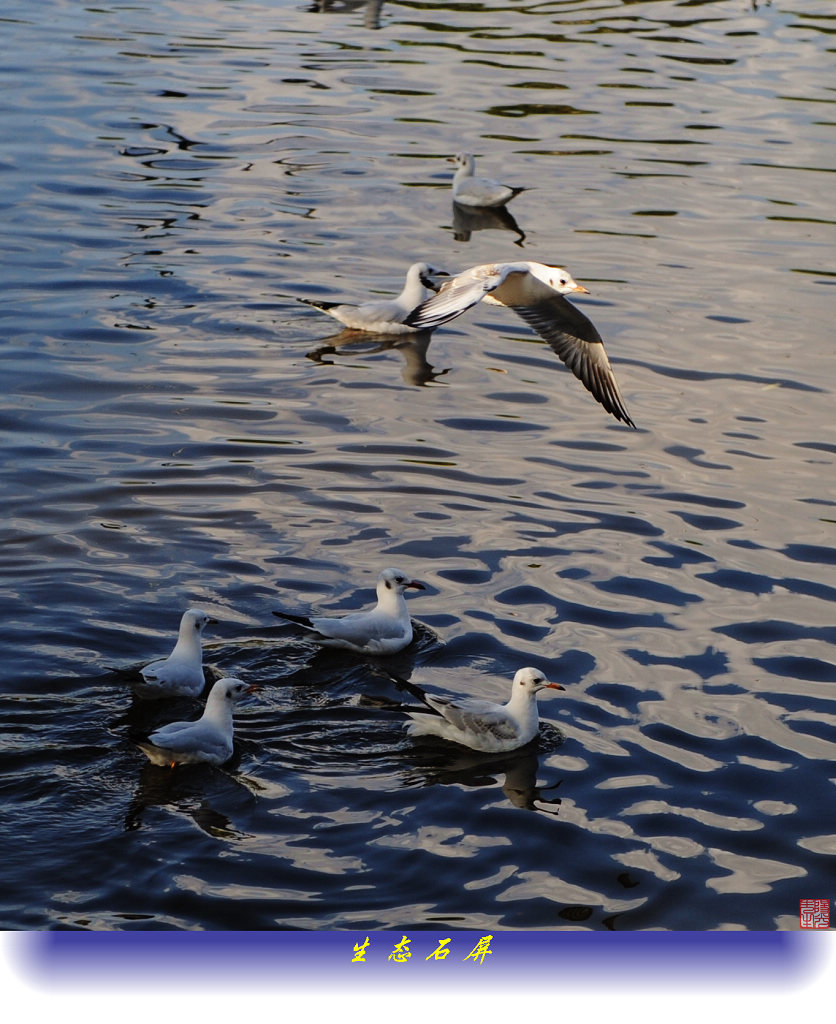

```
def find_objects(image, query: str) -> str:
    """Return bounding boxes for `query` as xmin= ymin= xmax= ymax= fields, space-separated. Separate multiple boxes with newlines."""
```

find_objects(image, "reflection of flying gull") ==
xmin=137 ymin=677 xmax=258 ymax=767
xmin=449 ymin=153 xmax=527 ymax=208
xmin=136 ymin=608 xmax=216 ymax=698
xmin=396 ymin=666 xmax=564 ymax=753
xmin=297 ymin=261 xmax=447 ymax=333
xmin=405 ymin=260 xmax=635 ymax=427
xmin=273 ymin=567 xmax=425 ymax=655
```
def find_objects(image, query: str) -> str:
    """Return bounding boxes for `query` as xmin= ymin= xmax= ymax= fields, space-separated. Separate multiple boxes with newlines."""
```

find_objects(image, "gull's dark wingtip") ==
xmin=614 ymin=407 xmax=637 ymax=429
xmin=402 ymin=303 xmax=431 ymax=331
xmin=298 ymin=297 xmax=338 ymax=312
xmin=590 ymin=363 xmax=636 ymax=428
xmin=273 ymin=610 xmax=315 ymax=629
xmin=372 ymin=667 xmax=435 ymax=708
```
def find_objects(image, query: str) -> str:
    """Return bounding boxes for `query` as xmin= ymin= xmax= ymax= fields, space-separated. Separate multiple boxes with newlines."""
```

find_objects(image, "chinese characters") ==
xmin=351 ymin=934 xmax=494 ymax=964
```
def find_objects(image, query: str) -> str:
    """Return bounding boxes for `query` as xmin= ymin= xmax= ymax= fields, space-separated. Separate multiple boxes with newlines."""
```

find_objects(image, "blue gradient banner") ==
xmin=8 ymin=930 xmax=829 ymax=993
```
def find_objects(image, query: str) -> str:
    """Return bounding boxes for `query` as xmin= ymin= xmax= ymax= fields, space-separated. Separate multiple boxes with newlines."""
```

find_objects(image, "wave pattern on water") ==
xmin=0 ymin=0 xmax=834 ymax=931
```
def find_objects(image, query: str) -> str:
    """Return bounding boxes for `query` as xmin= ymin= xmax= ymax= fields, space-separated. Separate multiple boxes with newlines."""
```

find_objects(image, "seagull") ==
xmin=297 ymin=262 xmax=448 ymax=333
xmin=397 ymin=667 xmax=565 ymax=753
xmin=449 ymin=153 xmax=526 ymax=208
xmin=136 ymin=677 xmax=259 ymax=767
xmin=135 ymin=609 xmax=217 ymax=698
xmin=273 ymin=567 xmax=425 ymax=655
xmin=404 ymin=260 xmax=635 ymax=427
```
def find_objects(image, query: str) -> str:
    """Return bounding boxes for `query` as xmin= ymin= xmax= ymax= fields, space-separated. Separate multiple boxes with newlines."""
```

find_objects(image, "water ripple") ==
xmin=1 ymin=0 xmax=834 ymax=932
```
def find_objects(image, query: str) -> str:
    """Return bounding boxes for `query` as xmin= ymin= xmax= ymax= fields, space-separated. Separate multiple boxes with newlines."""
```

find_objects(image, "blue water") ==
xmin=1 ymin=0 xmax=834 ymax=931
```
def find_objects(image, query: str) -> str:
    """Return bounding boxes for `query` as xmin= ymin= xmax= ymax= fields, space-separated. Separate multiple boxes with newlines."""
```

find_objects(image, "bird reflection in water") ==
xmin=402 ymin=744 xmax=563 ymax=816
xmin=363 ymin=675 xmax=564 ymax=815
xmin=451 ymin=201 xmax=527 ymax=248
xmin=308 ymin=0 xmax=384 ymax=30
xmin=124 ymin=759 xmax=260 ymax=837
xmin=306 ymin=329 xmax=450 ymax=387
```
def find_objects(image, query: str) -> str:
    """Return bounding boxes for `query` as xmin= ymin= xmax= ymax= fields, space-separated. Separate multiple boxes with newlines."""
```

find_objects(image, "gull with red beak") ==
xmin=136 ymin=677 xmax=259 ymax=767
xmin=273 ymin=567 xmax=426 ymax=655
xmin=405 ymin=260 xmax=635 ymax=427
xmin=396 ymin=667 xmax=565 ymax=753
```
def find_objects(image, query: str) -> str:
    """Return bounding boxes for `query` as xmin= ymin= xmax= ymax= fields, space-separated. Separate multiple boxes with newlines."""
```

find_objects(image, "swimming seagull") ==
xmin=404 ymin=261 xmax=635 ymax=427
xmin=136 ymin=677 xmax=259 ymax=767
xmin=297 ymin=262 xmax=448 ymax=333
xmin=449 ymin=153 xmax=527 ymax=208
xmin=273 ymin=567 xmax=425 ymax=655
xmin=396 ymin=666 xmax=565 ymax=753
xmin=135 ymin=609 xmax=217 ymax=698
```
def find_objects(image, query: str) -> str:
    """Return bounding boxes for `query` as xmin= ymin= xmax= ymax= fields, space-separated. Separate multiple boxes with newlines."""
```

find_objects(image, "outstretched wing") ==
xmin=403 ymin=268 xmax=499 ymax=331
xmin=510 ymin=297 xmax=635 ymax=428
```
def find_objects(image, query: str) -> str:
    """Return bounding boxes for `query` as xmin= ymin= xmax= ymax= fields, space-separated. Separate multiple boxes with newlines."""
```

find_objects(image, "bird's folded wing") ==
xmin=455 ymin=180 xmax=510 ymax=205
xmin=148 ymin=722 xmax=213 ymax=750
xmin=311 ymin=610 xmax=378 ymax=640
xmin=145 ymin=732 xmax=229 ymax=761
xmin=511 ymin=298 xmax=635 ymax=428
xmin=351 ymin=299 xmax=403 ymax=322
xmin=426 ymin=695 xmax=517 ymax=739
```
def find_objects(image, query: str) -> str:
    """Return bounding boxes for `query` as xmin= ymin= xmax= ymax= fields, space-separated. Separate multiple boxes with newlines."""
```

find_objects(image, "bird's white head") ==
xmin=378 ymin=567 xmax=425 ymax=595
xmin=448 ymin=153 xmax=475 ymax=174
xmin=213 ymin=677 xmax=260 ymax=704
xmin=514 ymin=666 xmax=565 ymax=695
xmin=528 ymin=263 xmax=590 ymax=296
xmin=182 ymin=609 xmax=216 ymax=635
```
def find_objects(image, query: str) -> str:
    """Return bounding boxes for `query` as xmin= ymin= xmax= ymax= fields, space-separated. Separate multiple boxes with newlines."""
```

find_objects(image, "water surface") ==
xmin=1 ymin=0 xmax=834 ymax=931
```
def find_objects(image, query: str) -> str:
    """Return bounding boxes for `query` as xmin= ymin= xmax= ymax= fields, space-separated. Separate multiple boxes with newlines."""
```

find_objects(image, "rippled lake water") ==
xmin=1 ymin=0 xmax=834 ymax=933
